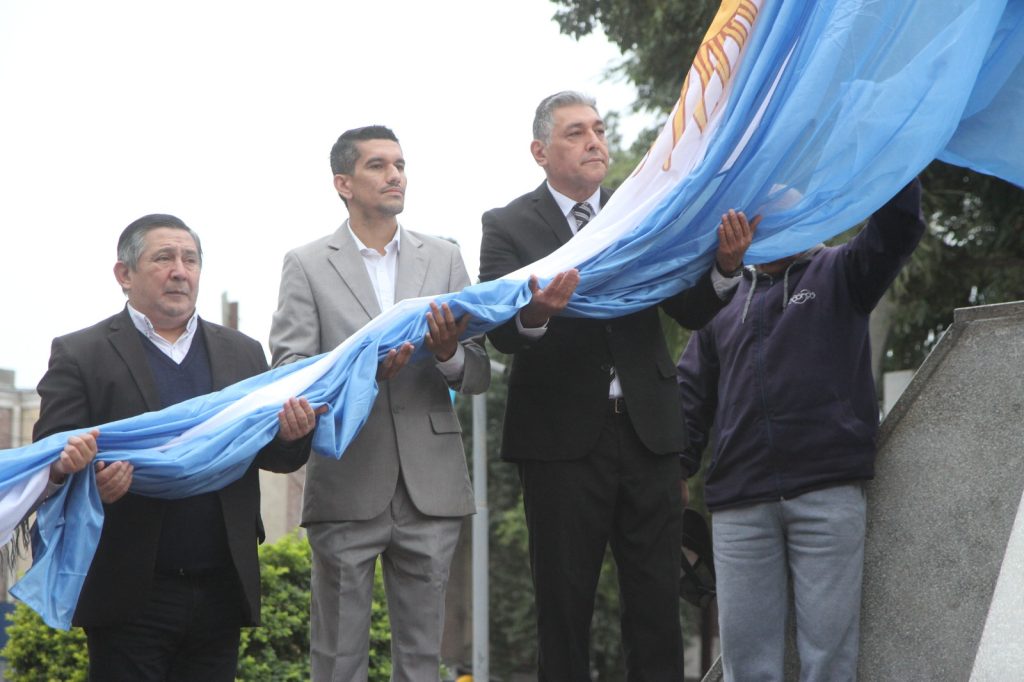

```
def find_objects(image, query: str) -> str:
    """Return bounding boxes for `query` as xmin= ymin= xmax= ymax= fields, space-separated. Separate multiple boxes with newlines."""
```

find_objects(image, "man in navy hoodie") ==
xmin=676 ymin=179 xmax=924 ymax=681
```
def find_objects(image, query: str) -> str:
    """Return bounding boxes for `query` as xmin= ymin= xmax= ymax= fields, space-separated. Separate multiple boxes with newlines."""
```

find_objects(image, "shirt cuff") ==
xmin=40 ymin=478 xmax=64 ymax=503
xmin=435 ymin=343 xmax=466 ymax=381
xmin=515 ymin=311 xmax=548 ymax=339
xmin=711 ymin=265 xmax=742 ymax=300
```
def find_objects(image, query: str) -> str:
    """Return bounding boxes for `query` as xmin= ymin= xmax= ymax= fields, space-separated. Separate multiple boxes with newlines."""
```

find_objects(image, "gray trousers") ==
xmin=712 ymin=483 xmax=867 ymax=682
xmin=307 ymin=477 xmax=463 ymax=682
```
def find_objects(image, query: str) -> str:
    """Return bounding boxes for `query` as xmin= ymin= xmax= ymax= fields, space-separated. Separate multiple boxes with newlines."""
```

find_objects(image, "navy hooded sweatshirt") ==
xmin=677 ymin=179 xmax=925 ymax=511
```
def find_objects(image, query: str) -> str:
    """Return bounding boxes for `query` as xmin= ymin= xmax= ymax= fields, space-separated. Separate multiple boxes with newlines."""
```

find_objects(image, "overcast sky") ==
xmin=0 ymin=1 xmax=651 ymax=389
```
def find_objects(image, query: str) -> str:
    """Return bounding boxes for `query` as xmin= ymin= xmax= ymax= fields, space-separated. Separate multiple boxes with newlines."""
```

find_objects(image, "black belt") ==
xmin=609 ymin=397 xmax=627 ymax=414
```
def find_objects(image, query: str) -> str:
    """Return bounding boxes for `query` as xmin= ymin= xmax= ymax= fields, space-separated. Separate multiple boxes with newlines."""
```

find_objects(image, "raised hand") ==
xmin=716 ymin=210 xmax=761 ymax=274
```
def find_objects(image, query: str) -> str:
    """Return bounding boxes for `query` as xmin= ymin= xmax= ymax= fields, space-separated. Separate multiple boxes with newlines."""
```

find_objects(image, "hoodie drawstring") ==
xmin=740 ymin=267 xmax=757 ymax=324
xmin=741 ymin=259 xmax=803 ymax=324
xmin=783 ymin=264 xmax=791 ymax=311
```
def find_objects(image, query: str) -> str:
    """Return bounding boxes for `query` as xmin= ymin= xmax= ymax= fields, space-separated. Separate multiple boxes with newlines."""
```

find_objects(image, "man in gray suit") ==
xmin=269 ymin=125 xmax=489 ymax=681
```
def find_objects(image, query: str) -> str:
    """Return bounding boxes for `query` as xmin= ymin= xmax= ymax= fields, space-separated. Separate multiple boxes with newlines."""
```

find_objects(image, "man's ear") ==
xmin=113 ymin=261 xmax=131 ymax=292
xmin=333 ymin=174 xmax=352 ymax=201
xmin=530 ymin=140 xmax=547 ymax=168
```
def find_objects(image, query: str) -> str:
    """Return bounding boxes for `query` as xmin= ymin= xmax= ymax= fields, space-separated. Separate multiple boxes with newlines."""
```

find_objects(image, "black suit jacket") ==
xmin=33 ymin=308 xmax=310 ymax=628
xmin=479 ymin=182 xmax=727 ymax=462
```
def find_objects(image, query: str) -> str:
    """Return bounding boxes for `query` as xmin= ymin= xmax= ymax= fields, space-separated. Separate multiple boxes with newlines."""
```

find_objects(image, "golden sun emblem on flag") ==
xmin=661 ymin=0 xmax=759 ymax=171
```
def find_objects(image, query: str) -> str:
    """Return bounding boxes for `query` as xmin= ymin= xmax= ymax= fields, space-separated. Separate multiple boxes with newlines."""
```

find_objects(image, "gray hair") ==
xmin=116 ymin=214 xmax=203 ymax=270
xmin=533 ymin=91 xmax=598 ymax=143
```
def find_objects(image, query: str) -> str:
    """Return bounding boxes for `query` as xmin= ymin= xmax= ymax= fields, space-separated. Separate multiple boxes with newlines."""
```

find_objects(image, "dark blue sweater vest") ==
xmin=140 ymin=330 xmax=233 ymax=574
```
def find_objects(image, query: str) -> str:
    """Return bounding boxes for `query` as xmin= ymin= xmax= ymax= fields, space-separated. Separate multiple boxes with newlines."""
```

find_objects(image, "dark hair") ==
xmin=330 ymin=125 xmax=400 ymax=176
xmin=329 ymin=125 xmax=400 ymax=206
xmin=116 ymin=214 xmax=202 ymax=270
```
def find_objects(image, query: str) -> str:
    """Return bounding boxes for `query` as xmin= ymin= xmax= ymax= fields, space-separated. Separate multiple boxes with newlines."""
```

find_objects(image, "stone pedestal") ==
xmin=860 ymin=301 xmax=1024 ymax=680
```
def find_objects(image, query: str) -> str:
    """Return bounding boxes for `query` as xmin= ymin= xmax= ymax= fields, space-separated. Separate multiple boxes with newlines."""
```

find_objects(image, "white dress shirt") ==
xmin=348 ymin=222 xmax=465 ymax=379
xmin=127 ymin=303 xmax=199 ymax=363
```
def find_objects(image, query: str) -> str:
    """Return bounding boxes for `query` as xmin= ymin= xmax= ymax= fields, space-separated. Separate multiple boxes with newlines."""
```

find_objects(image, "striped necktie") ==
xmin=571 ymin=201 xmax=594 ymax=231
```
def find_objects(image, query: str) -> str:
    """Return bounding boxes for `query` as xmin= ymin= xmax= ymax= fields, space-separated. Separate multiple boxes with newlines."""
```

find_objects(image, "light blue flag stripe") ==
xmin=5 ymin=0 xmax=1023 ymax=628
xmin=939 ymin=0 xmax=1024 ymax=186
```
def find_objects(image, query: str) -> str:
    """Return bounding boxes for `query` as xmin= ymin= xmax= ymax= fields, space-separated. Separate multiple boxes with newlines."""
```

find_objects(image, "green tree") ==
xmin=553 ymin=0 xmax=719 ymax=116
xmin=236 ymin=532 xmax=313 ymax=681
xmin=888 ymin=164 xmax=1024 ymax=369
xmin=2 ymin=605 xmax=88 ymax=682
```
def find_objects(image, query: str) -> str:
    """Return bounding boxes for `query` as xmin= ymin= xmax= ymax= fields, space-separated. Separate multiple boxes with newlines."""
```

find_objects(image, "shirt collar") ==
xmin=347 ymin=220 xmax=401 ymax=257
xmin=546 ymin=182 xmax=602 ymax=220
xmin=126 ymin=303 xmax=198 ymax=341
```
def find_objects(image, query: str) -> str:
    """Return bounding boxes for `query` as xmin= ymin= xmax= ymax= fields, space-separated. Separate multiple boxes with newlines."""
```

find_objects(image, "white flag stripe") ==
xmin=0 ymin=469 xmax=48 ymax=547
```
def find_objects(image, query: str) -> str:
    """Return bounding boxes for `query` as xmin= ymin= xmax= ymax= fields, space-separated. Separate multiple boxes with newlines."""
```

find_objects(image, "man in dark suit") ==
xmin=478 ymin=91 xmax=755 ymax=680
xmin=33 ymin=214 xmax=323 ymax=682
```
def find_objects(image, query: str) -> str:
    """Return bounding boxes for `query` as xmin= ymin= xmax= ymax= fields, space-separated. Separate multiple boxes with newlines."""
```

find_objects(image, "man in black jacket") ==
xmin=34 ymin=214 xmax=323 ymax=682
xmin=479 ymin=91 xmax=754 ymax=681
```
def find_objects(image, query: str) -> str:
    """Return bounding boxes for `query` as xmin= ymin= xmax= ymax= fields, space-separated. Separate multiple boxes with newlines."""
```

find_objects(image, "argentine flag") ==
xmin=2 ymin=0 xmax=1022 ymax=629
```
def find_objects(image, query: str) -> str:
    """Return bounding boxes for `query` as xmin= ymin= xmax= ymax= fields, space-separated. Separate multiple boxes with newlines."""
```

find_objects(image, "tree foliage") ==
xmin=889 ymin=164 xmax=1024 ymax=368
xmin=236 ymin=532 xmax=313 ymax=681
xmin=2 ymin=604 xmax=88 ymax=682
xmin=554 ymin=0 xmax=719 ymax=115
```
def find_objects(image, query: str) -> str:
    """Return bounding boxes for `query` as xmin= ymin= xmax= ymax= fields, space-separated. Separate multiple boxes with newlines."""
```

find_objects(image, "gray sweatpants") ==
xmin=712 ymin=483 xmax=867 ymax=682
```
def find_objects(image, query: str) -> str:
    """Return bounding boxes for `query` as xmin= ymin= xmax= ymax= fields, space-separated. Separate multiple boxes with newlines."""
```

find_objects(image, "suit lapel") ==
xmin=107 ymin=308 xmax=162 ymax=412
xmin=394 ymin=227 xmax=428 ymax=302
xmin=326 ymin=224 xmax=382 ymax=319
xmin=530 ymin=182 xmax=575 ymax=246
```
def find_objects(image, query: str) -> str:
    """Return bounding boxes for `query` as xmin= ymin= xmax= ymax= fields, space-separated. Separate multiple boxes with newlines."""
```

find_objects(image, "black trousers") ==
xmin=85 ymin=570 xmax=245 ymax=682
xmin=519 ymin=407 xmax=685 ymax=682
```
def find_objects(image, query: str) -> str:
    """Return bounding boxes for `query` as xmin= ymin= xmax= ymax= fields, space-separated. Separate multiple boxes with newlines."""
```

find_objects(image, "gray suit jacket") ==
xmin=269 ymin=224 xmax=489 ymax=523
